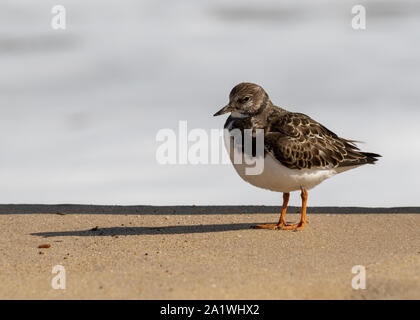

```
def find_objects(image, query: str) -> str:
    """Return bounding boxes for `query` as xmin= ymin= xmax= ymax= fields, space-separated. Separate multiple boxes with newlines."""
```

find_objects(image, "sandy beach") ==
xmin=0 ymin=206 xmax=418 ymax=299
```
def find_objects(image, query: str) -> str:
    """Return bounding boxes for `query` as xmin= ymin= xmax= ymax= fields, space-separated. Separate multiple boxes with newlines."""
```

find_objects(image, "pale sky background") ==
xmin=1 ymin=0 xmax=420 ymax=207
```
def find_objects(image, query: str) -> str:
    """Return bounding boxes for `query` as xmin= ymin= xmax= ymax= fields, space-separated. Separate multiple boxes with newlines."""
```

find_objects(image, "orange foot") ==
xmin=252 ymin=222 xmax=306 ymax=231
xmin=252 ymin=223 xmax=279 ymax=229
xmin=279 ymin=222 xmax=306 ymax=231
xmin=252 ymin=222 xmax=286 ymax=230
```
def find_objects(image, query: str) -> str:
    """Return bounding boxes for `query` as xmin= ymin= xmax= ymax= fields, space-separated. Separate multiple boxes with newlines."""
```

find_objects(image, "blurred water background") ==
xmin=1 ymin=0 xmax=419 ymax=206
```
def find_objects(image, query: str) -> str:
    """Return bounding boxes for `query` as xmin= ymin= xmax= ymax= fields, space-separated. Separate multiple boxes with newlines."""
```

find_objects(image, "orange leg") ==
xmin=253 ymin=193 xmax=290 ymax=229
xmin=280 ymin=187 xmax=308 ymax=231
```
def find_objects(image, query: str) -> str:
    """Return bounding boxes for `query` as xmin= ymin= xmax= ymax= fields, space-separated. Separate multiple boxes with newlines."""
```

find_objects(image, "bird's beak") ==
xmin=213 ymin=104 xmax=233 ymax=117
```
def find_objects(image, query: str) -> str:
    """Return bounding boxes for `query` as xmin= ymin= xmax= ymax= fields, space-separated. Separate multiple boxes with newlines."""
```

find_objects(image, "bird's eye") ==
xmin=241 ymin=96 xmax=250 ymax=103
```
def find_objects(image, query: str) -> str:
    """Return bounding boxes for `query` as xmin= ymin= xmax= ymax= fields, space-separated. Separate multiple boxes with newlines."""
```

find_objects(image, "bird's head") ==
xmin=214 ymin=82 xmax=271 ymax=118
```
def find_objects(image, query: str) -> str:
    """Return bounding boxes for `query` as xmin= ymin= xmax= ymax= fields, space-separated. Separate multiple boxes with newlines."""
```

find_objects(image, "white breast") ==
xmin=223 ymin=126 xmax=344 ymax=192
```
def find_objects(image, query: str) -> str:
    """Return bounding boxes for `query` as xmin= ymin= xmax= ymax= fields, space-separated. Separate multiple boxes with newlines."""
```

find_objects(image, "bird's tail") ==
xmin=361 ymin=152 xmax=382 ymax=164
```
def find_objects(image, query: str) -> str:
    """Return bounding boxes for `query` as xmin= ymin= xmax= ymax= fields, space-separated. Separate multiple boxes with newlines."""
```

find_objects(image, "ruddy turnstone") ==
xmin=214 ymin=82 xmax=381 ymax=231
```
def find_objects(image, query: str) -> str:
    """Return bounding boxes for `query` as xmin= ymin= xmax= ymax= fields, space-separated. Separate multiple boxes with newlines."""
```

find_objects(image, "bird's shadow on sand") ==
xmin=30 ymin=222 xmax=275 ymax=238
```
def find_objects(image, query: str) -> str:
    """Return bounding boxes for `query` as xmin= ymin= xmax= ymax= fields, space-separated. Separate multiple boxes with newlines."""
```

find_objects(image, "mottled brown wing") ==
xmin=264 ymin=112 xmax=380 ymax=170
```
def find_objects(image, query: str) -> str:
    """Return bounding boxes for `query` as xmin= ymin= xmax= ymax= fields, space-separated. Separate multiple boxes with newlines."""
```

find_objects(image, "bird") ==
xmin=214 ymin=82 xmax=381 ymax=231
